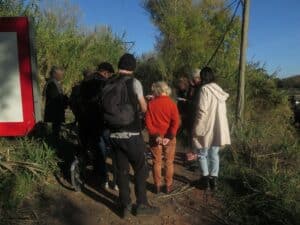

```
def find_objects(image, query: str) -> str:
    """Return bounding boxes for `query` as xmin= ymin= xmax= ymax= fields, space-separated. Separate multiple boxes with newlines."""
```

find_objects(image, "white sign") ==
xmin=0 ymin=32 xmax=24 ymax=122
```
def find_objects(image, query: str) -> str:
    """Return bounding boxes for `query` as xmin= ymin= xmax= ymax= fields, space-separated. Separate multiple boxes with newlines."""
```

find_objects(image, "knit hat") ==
xmin=192 ymin=68 xmax=201 ymax=78
xmin=118 ymin=53 xmax=136 ymax=71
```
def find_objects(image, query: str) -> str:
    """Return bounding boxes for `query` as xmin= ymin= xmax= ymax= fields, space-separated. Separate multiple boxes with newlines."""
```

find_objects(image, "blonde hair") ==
xmin=151 ymin=81 xmax=172 ymax=97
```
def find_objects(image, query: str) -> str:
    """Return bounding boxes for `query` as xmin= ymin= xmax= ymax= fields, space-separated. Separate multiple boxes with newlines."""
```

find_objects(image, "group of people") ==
xmin=43 ymin=53 xmax=231 ymax=218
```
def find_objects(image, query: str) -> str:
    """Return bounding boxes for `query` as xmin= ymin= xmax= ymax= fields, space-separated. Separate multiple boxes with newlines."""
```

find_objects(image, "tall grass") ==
xmin=219 ymin=107 xmax=300 ymax=225
xmin=0 ymin=138 xmax=58 ymax=210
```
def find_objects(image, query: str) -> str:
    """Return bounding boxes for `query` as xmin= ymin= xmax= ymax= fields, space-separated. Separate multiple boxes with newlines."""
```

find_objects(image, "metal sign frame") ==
xmin=0 ymin=17 xmax=40 ymax=136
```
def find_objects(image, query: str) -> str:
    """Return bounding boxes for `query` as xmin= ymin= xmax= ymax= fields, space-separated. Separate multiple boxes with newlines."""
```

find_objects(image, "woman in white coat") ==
xmin=192 ymin=67 xmax=231 ymax=190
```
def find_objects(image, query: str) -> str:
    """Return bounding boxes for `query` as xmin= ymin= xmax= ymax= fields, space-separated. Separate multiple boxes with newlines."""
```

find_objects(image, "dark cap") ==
xmin=118 ymin=53 xmax=136 ymax=71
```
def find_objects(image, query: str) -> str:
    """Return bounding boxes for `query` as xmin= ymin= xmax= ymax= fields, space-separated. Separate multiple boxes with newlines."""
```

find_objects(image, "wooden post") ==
xmin=236 ymin=0 xmax=250 ymax=122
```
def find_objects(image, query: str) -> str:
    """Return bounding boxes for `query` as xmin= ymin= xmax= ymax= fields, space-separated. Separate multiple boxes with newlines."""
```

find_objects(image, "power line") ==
xmin=223 ymin=0 xmax=239 ymax=12
xmin=205 ymin=0 xmax=242 ymax=66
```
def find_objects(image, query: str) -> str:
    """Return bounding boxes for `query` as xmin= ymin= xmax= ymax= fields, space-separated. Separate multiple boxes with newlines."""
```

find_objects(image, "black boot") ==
xmin=209 ymin=176 xmax=218 ymax=191
xmin=200 ymin=176 xmax=210 ymax=190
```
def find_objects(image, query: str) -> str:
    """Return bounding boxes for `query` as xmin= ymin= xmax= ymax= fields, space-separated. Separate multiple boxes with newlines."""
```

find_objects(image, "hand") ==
xmin=156 ymin=137 xmax=163 ymax=145
xmin=146 ymin=95 xmax=154 ymax=100
xmin=162 ymin=138 xmax=170 ymax=146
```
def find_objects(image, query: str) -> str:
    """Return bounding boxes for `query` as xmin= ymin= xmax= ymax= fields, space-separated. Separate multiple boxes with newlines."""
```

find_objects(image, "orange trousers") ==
xmin=150 ymin=138 xmax=176 ymax=187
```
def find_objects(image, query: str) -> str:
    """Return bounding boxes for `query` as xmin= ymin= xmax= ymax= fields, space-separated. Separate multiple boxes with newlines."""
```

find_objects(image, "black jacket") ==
xmin=44 ymin=78 xmax=68 ymax=123
xmin=77 ymin=73 xmax=107 ymax=134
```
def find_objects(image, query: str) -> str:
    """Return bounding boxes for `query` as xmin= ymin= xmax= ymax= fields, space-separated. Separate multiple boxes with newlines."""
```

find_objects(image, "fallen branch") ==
xmin=158 ymin=185 xmax=195 ymax=199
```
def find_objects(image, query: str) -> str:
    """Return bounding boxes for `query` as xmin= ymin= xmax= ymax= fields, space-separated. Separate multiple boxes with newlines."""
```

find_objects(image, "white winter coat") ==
xmin=192 ymin=83 xmax=231 ymax=149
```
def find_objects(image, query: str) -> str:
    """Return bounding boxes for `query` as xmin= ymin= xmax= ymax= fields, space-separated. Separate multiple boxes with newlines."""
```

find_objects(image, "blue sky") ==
xmin=71 ymin=0 xmax=300 ymax=78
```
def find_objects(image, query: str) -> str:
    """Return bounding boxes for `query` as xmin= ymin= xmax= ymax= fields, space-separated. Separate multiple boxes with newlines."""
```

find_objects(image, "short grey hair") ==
xmin=49 ymin=66 xmax=63 ymax=78
xmin=192 ymin=68 xmax=201 ymax=78
xmin=151 ymin=81 xmax=172 ymax=96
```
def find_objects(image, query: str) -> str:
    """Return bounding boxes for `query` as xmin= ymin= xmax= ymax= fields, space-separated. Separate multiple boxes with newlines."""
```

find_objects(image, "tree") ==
xmin=0 ymin=0 xmax=126 ymax=92
xmin=144 ymin=0 xmax=241 ymax=83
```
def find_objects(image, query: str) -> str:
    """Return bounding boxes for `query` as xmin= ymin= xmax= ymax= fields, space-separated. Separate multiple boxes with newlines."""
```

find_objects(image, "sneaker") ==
xmin=113 ymin=185 xmax=119 ymax=191
xmin=135 ymin=204 xmax=160 ymax=216
xmin=102 ymin=182 xmax=109 ymax=190
xmin=209 ymin=176 xmax=218 ymax=191
xmin=121 ymin=204 xmax=132 ymax=219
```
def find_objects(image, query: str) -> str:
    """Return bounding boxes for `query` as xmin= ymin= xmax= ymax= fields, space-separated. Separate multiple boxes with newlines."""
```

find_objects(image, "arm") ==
xmin=133 ymin=79 xmax=147 ymax=113
xmin=193 ymin=87 xmax=209 ymax=137
xmin=145 ymin=104 xmax=158 ymax=136
xmin=138 ymin=96 xmax=147 ymax=113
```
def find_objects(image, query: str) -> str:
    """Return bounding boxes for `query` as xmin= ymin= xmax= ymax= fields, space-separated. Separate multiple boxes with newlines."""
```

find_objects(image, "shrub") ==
xmin=0 ymin=138 xmax=58 ymax=209
xmin=219 ymin=112 xmax=300 ymax=225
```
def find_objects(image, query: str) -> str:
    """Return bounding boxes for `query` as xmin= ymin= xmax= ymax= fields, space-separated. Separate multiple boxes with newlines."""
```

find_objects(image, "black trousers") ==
xmin=110 ymin=135 xmax=148 ymax=207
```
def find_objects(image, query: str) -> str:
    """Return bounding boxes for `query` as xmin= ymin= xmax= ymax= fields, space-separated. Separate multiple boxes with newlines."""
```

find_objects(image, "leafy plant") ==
xmin=0 ymin=138 xmax=58 ymax=209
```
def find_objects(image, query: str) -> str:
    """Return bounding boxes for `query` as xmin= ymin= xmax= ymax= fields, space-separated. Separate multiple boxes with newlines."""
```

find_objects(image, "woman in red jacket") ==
xmin=145 ymin=81 xmax=180 ymax=194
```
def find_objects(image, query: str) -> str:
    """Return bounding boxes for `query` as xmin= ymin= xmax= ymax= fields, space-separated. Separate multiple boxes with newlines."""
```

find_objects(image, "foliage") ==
xmin=219 ymin=104 xmax=300 ymax=225
xmin=143 ymin=2 xmax=300 ymax=225
xmin=0 ymin=138 xmax=58 ymax=209
xmin=135 ymin=53 xmax=168 ymax=94
xmin=144 ymin=0 xmax=241 ymax=80
xmin=0 ymin=0 xmax=127 ymax=92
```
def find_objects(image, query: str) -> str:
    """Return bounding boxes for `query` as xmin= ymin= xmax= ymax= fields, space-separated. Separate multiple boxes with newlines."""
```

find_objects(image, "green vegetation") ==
xmin=0 ymin=0 xmax=126 ymax=92
xmin=144 ymin=1 xmax=300 ymax=224
xmin=0 ymin=137 xmax=58 ymax=210
xmin=0 ymin=0 xmax=299 ymax=224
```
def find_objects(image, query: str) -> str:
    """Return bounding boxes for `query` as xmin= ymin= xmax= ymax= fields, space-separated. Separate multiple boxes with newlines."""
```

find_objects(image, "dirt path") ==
xmin=18 ymin=149 xmax=223 ymax=225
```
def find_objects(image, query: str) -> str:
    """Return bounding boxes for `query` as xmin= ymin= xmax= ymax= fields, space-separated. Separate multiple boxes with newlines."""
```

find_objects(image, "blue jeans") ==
xmin=198 ymin=147 xmax=220 ymax=177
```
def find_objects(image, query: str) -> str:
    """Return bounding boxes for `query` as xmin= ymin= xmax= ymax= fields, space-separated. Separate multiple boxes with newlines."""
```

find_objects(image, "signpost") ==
xmin=0 ymin=17 xmax=41 ymax=136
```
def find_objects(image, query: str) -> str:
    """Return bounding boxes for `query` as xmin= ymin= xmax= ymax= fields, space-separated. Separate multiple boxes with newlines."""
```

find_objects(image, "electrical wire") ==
xmin=205 ymin=0 xmax=242 ymax=66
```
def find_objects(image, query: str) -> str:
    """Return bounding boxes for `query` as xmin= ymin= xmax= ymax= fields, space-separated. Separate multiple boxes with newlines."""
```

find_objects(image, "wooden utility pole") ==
xmin=236 ymin=0 xmax=250 ymax=122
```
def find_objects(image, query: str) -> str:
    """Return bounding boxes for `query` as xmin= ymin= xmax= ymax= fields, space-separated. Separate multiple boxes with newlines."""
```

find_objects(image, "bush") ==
xmin=0 ymin=138 xmax=58 ymax=210
xmin=219 ymin=110 xmax=300 ymax=225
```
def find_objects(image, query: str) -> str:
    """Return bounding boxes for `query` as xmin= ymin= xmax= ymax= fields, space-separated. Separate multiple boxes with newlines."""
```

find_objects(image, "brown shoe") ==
xmin=166 ymin=185 xmax=173 ymax=194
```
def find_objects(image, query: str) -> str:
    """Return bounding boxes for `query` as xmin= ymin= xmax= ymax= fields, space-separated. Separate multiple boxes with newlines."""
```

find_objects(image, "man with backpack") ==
xmin=101 ymin=53 xmax=160 ymax=218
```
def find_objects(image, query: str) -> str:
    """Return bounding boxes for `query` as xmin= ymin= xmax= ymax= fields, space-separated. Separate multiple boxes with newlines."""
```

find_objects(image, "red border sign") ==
xmin=0 ymin=17 xmax=35 ymax=136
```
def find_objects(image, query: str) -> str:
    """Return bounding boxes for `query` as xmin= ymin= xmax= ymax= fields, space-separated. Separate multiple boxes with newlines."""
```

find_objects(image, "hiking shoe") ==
xmin=113 ymin=185 xmax=119 ymax=191
xmin=200 ymin=176 xmax=210 ymax=191
xmin=209 ymin=176 xmax=218 ymax=191
xmin=100 ymin=182 xmax=109 ymax=190
xmin=135 ymin=204 xmax=160 ymax=216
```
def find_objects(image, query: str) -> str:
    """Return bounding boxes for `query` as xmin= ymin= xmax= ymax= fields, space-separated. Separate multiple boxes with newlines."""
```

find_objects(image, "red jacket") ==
xmin=145 ymin=96 xmax=180 ymax=139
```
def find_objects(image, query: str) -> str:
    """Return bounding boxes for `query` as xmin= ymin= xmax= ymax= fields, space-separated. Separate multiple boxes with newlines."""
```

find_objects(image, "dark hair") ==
xmin=118 ymin=53 xmax=136 ymax=71
xmin=200 ymin=67 xmax=215 ymax=85
xmin=97 ymin=62 xmax=115 ymax=73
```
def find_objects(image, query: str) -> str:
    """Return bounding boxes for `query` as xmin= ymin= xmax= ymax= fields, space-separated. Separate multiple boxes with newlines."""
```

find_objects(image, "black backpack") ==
xmin=101 ymin=75 xmax=136 ymax=128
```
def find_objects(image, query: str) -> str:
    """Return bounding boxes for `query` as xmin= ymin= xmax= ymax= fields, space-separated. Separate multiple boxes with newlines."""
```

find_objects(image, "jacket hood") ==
xmin=204 ymin=83 xmax=229 ymax=102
